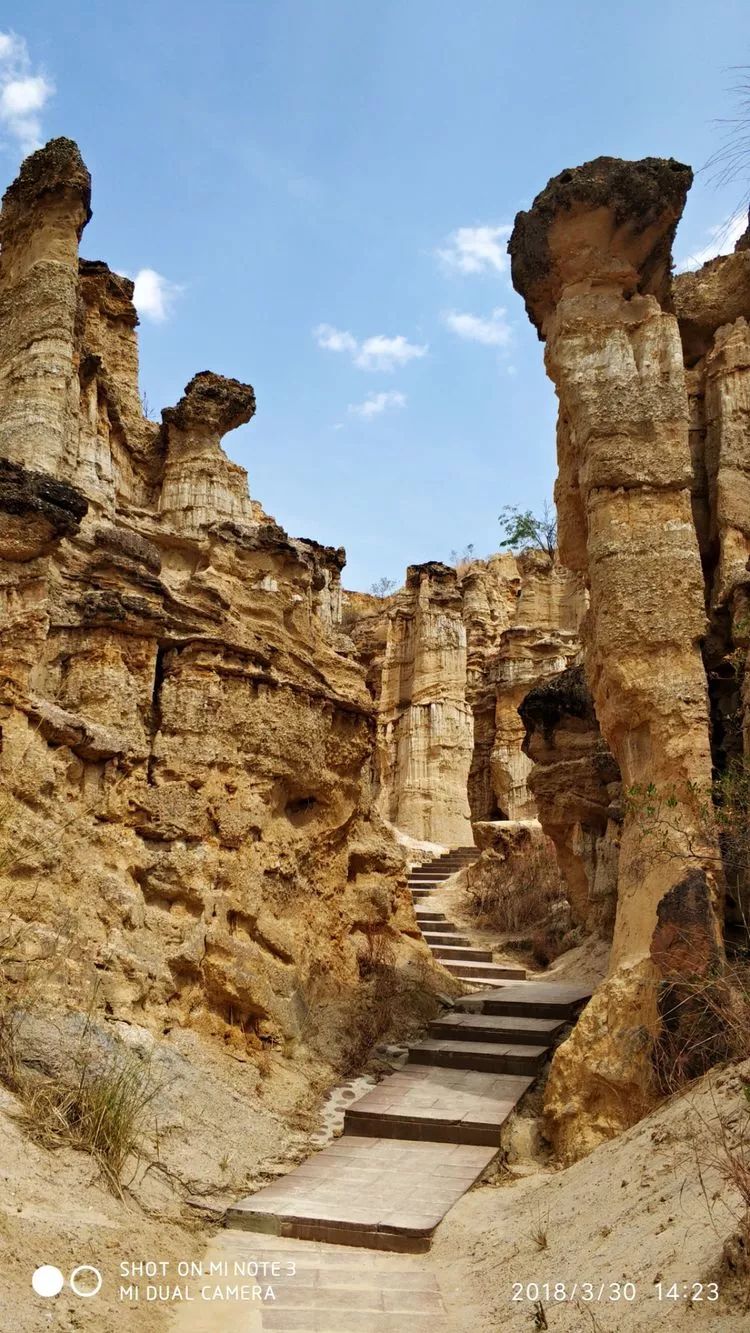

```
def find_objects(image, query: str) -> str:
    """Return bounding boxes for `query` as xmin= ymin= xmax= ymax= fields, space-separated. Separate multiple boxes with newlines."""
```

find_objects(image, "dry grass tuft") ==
xmin=357 ymin=928 xmax=397 ymax=979
xmin=21 ymin=1046 xmax=159 ymax=1190
xmin=463 ymin=840 xmax=567 ymax=934
xmin=527 ymin=1203 xmax=550 ymax=1252
xmin=654 ymin=962 xmax=750 ymax=1096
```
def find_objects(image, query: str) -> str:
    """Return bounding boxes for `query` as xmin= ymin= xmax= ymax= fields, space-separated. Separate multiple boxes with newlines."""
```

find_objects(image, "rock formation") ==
xmin=520 ymin=665 xmax=620 ymax=936
xmin=0 ymin=138 xmax=435 ymax=1072
xmin=510 ymin=155 xmax=750 ymax=1160
xmin=346 ymin=553 xmax=584 ymax=845
xmin=461 ymin=550 xmax=584 ymax=823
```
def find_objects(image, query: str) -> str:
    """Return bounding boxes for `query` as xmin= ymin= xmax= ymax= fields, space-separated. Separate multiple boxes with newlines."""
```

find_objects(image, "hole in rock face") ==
xmin=284 ymin=794 xmax=319 ymax=826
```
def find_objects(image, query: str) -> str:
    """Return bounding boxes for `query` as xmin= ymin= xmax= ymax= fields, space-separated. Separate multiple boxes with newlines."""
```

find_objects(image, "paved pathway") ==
xmin=226 ymin=850 xmax=591 ymax=1255
xmin=170 ymin=1231 xmax=452 ymax=1333
xmin=173 ymin=848 xmax=592 ymax=1330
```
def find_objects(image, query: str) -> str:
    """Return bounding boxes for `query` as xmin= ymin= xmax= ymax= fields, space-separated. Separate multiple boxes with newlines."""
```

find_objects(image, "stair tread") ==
xmin=345 ymin=1066 xmax=533 ymax=1131
xmin=433 ymin=1013 xmax=563 ymax=1037
xmin=456 ymin=981 xmax=592 ymax=1006
xmin=410 ymin=1038 xmax=549 ymax=1058
xmin=445 ymin=959 xmax=525 ymax=973
xmin=429 ymin=944 xmax=492 ymax=959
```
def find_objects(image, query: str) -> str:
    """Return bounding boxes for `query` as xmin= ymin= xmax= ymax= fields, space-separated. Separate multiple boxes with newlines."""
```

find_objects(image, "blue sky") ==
xmin=1 ymin=1 xmax=748 ymax=589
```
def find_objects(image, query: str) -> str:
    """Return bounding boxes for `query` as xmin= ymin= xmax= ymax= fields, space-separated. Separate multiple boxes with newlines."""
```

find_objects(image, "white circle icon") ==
xmin=70 ymin=1265 xmax=103 ymax=1298
xmin=31 ymin=1265 xmax=64 ymax=1298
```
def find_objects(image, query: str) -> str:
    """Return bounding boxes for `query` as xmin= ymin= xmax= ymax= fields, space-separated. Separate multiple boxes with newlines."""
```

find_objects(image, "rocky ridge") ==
xmin=0 ymin=138 xmax=442 ymax=1085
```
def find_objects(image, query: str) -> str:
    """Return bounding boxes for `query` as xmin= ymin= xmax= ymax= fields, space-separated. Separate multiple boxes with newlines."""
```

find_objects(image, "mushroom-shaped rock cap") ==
xmin=509 ymin=156 xmax=693 ymax=336
xmin=162 ymin=371 xmax=256 ymax=436
xmin=0 ymin=136 xmax=92 ymax=239
xmin=405 ymin=560 xmax=458 ymax=589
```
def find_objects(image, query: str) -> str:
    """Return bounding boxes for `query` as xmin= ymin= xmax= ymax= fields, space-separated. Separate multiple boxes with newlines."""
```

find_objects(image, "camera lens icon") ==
xmin=32 ymin=1264 xmax=102 ymax=1298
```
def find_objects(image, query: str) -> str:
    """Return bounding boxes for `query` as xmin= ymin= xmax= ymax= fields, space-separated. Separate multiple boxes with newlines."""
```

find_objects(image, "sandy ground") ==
xmin=0 ymin=1082 xmax=187 ymax=1331
xmin=0 ymin=1015 xmax=329 ymax=1332
xmin=430 ymin=1059 xmax=750 ymax=1331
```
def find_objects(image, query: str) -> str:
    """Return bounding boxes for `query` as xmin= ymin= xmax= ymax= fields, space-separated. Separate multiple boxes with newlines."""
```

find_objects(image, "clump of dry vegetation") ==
xmin=653 ymin=961 xmax=750 ymax=1096
xmin=20 ymin=1043 xmax=160 ymax=1190
xmin=686 ymin=1082 xmax=750 ymax=1311
xmin=463 ymin=838 xmax=568 ymax=933
xmin=345 ymin=928 xmax=401 ymax=1071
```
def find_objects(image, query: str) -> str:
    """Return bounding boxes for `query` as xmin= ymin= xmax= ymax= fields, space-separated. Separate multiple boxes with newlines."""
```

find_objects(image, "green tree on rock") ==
xmin=498 ymin=502 xmax=557 ymax=559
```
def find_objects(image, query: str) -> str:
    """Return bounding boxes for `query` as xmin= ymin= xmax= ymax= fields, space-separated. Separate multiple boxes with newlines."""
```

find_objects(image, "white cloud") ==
xmin=314 ymin=323 xmax=358 ymax=354
xmin=437 ymin=224 xmax=512 ymax=275
xmin=348 ymin=390 xmax=406 ymax=420
xmin=0 ymin=32 xmax=54 ymax=156
xmin=314 ymin=324 xmax=427 ymax=372
xmin=354 ymin=334 xmax=426 ymax=371
xmin=132 ymin=268 xmax=182 ymax=323
xmin=677 ymin=211 xmax=747 ymax=272
xmin=443 ymin=307 xmax=512 ymax=347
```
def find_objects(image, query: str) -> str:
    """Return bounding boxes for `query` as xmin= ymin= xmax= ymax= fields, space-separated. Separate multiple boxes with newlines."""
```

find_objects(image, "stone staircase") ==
xmin=411 ymin=847 xmax=526 ymax=985
xmin=226 ymin=844 xmax=592 ymax=1259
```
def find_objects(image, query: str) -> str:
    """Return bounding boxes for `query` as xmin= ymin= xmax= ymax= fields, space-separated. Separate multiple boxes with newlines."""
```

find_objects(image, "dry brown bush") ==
xmin=654 ymin=961 xmax=750 ymax=1096
xmin=463 ymin=839 xmax=568 ymax=933
xmin=356 ymin=927 xmax=397 ymax=979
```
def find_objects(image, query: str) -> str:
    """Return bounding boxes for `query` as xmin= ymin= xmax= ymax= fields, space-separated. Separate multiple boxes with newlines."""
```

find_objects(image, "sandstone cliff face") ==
xmin=510 ymin=155 xmax=750 ymax=1160
xmin=519 ymin=665 xmax=620 ymax=936
xmin=462 ymin=551 xmax=584 ymax=824
xmin=346 ymin=554 xmax=584 ymax=845
xmin=353 ymin=562 xmax=475 ymax=847
xmin=0 ymin=139 xmax=431 ymax=1073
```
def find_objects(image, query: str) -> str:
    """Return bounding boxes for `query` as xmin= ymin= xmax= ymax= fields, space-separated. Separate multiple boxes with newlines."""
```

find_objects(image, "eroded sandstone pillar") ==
xmin=0 ymin=138 xmax=91 ymax=476
xmin=510 ymin=157 xmax=723 ymax=1160
xmin=159 ymin=371 xmax=257 ymax=532
xmin=378 ymin=563 xmax=474 ymax=845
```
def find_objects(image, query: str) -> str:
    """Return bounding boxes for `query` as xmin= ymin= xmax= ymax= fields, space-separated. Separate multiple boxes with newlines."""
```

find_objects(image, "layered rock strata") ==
xmin=510 ymin=155 xmax=746 ymax=1159
xmin=346 ymin=554 xmax=584 ymax=845
xmin=0 ymin=139 xmax=431 ymax=1071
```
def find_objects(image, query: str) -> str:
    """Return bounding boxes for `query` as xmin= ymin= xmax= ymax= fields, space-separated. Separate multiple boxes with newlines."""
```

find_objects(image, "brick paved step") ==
xmin=421 ymin=931 xmax=470 ymax=947
xmin=408 ymin=878 xmax=453 ymax=887
xmin=442 ymin=959 xmax=526 ymax=981
xmin=226 ymin=1136 xmax=497 ymax=1253
xmin=409 ymin=871 xmax=456 ymax=881
xmin=428 ymin=943 xmax=493 ymax=962
xmin=430 ymin=1012 xmax=565 ymax=1044
xmin=407 ymin=1038 xmax=548 ymax=1077
xmin=455 ymin=981 xmax=591 ymax=1020
xmin=344 ymin=1067 xmax=533 ymax=1146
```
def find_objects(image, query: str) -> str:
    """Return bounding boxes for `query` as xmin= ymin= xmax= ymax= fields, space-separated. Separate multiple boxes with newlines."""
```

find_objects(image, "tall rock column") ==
xmin=377 ymin=563 xmax=474 ymax=845
xmin=0 ymin=138 xmax=91 ymax=476
xmin=510 ymin=158 xmax=723 ymax=1160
